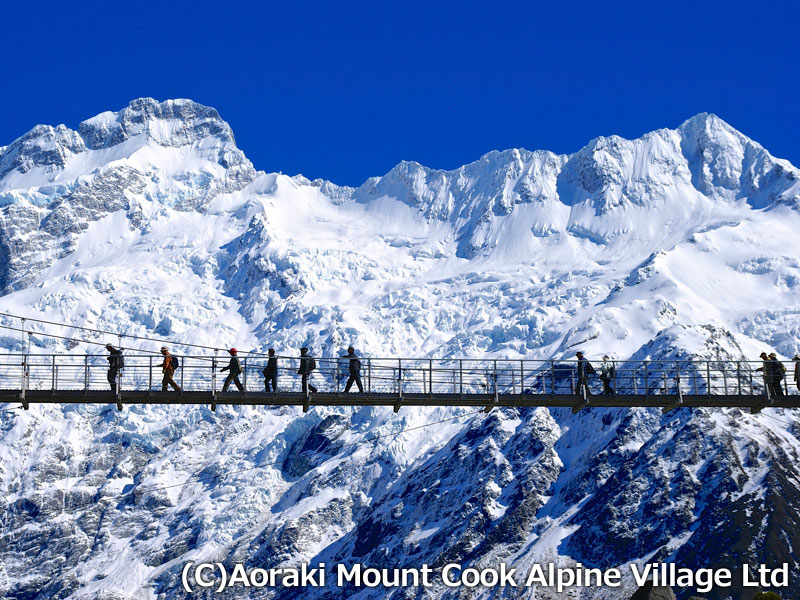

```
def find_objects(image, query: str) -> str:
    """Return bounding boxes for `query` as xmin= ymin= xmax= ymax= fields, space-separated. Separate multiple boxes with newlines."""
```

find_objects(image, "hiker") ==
xmin=106 ymin=343 xmax=124 ymax=391
xmin=342 ymin=346 xmax=364 ymax=393
xmin=159 ymin=346 xmax=181 ymax=392
xmin=576 ymin=351 xmax=594 ymax=397
xmin=263 ymin=348 xmax=278 ymax=392
xmin=793 ymin=355 xmax=800 ymax=392
xmin=298 ymin=347 xmax=318 ymax=394
xmin=768 ymin=352 xmax=785 ymax=397
xmin=599 ymin=354 xmax=614 ymax=395
xmin=221 ymin=348 xmax=244 ymax=392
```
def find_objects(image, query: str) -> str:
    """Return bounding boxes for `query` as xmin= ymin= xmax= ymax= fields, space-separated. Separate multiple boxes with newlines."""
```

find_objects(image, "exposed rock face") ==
xmin=630 ymin=581 xmax=677 ymax=600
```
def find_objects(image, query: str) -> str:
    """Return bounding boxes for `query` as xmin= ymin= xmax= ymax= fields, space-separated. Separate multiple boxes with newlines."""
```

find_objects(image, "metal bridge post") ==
xmin=51 ymin=355 xmax=56 ymax=393
xmin=613 ymin=360 xmax=617 ymax=395
xmin=663 ymin=362 xmax=684 ymax=414
xmin=429 ymin=359 xmax=433 ymax=396
xmin=722 ymin=364 xmax=728 ymax=395
xmin=459 ymin=360 xmax=463 ymax=396
xmin=149 ymin=356 xmax=153 ymax=393
xmin=520 ymin=360 xmax=524 ymax=395
xmin=243 ymin=357 xmax=248 ymax=391
xmin=84 ymin=355 xmax=89 ymax=394
xmin=367 ymin=358 xmax=371 ymax=395
xmin=211 ymin=355 xmax=217 ymax=411
xmin=737 ymin=362 xmax=742 ymax=396
xmin=706 ymin=361 xmax=711 ymax=395
xmin=644 ymin=361 xmax=649 ymax=398
xmin=550 ymin=361 xmax=555 ymax=395
xmin=485 ymin=360 xmax=498 ymax=413
xmin=394 ymin=359 xmax=403 ymax=413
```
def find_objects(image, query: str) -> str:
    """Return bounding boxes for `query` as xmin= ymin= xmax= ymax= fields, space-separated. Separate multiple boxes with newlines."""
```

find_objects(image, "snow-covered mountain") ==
xmin=1 ymin=98 xmax=799 ymax=600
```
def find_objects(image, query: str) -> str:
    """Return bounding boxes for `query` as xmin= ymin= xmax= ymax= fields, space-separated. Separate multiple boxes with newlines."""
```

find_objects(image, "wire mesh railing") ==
xmin=0 ymin=354 xmax=797 ymax=399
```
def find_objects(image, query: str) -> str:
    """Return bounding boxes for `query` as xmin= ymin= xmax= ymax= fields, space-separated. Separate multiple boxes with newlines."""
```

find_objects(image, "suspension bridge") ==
xmin=1 ymin=353 xmax=797 ymax=415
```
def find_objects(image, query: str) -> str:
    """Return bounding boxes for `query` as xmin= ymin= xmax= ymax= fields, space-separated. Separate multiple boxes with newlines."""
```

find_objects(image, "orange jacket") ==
xmin=160 ymin=351 xmax=174 ymax=372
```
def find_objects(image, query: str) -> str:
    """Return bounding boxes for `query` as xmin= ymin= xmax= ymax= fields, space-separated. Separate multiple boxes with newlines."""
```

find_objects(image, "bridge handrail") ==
xmin=0 ymin=353 xmax=794 ymax=398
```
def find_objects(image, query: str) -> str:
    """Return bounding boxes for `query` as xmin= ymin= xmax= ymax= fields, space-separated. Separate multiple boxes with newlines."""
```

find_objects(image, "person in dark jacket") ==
xmin=768 ymin=352 xmax=785 ymax=397
xmin=793 ymin=355 xmax=800 ymax=392
xmin=343 ymin=346 xmax=364 ymax=393
xmin=298 ymin=347 xmax=317 ymax=394
xmin=263 ymin=348 xmax=278 ymax=392
xmin=221 ymin=347 xmax=244 ymax=392
xmin=576 ymin=351 xmax=594 ymax=397
xmin=106 ymin=343 xmax=123 ymax=391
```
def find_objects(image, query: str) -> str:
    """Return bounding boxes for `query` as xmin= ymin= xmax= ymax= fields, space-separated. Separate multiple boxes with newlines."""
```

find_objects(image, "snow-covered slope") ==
xmin=1 ymin=99 xmax=799 ymax=600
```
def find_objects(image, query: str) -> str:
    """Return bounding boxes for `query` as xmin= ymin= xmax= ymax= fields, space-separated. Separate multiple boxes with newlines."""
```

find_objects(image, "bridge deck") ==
xmin=2 ymin=389 xmax=797 ymax=414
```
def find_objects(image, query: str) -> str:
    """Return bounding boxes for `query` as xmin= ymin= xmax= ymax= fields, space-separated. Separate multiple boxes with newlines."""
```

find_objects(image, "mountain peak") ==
xmin=78 ymin=97 xmax=236 ymax=150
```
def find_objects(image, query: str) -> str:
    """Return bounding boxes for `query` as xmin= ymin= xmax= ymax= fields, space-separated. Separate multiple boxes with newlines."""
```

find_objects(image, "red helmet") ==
xmin=229 ymin=348 xmax=237 ymax=355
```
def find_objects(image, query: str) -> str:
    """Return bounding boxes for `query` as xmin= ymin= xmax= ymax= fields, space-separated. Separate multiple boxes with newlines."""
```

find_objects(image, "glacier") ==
xmin=0 ymin=98 xmax=799 ymax=600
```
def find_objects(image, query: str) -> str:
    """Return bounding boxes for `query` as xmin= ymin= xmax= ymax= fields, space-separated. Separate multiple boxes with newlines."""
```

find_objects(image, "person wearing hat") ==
xmin=297 ymin=347 xmax=318 ymax=394
xmin=575 ymin=351 xmax=595 ymax=397
xmin=793 ymin=355 xmax=800 ymax=392
xmin=105 ymin=343 xmax=124 ymax=392
xmin=159 ymin=346 xmax=181 ymax=392
xmin=599 ymin=354 xmax=615 ymax=395
xmin=342 ymin=345 xmax=364 ymax=393
xmin=221 ymin=347 xmax=244 ymax=392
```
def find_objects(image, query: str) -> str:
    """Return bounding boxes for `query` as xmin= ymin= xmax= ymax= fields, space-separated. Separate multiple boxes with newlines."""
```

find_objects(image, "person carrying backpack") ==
xmin=263 ymin=348 xmax=278 ymax=392
xmin=159 ymin=346 xmax=181 ymax=392
xmin=768 ymin=352 xmax=785 ymax=397
xmin=599 ymin=354 xmax=615 ymax=395
xmin=221 ymin=347 xmax=244 ymax=392
xmin=343 ymin=346 xmax=364 ymax=393
xmin=576 ymin=351 xmax=594 ymax=397
xmin=793 ymin=355 xmax=800 ymax=392
xmin=106 ymin=343 xmax=124 ymax=391
xmin=297 ymin=347 xmax=318 ymax=394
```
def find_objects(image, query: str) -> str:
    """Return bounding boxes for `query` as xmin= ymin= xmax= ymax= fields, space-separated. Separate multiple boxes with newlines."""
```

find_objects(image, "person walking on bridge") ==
xmin=298 ymin=347 xmax=318 ymax=394
xmin=768 ymin=352 xmax=785 ymax=397
xmin=599 ymin=354 xmax=614 ymax=395
xmin=793 ymin=355 xmax=800 ymax=393
xmin=106 ymin=343 xmax=124 ymax=392
xmin=263 ymin=348 xmax=278 ymax=392
xmin=343 ymin=346 xmax=364 ymax=393
xmin=159 ymin=346 xmax=181 ymax=392
xmin=576 ymin=351 xmax=594 ymax=397
xmin=221 ymin=348 xmax=244 ymax=392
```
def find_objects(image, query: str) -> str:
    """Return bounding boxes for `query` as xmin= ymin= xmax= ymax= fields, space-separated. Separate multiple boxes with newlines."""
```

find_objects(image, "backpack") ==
xmin=586 ymin=362 xmax=596 ymax=375
xmin=118 ymin=352 xmax=125 ymax=370
xmin=309 ymin=357 xmax=316 ymax=372
xmin=171 ymin=355 xmax=180 ymax=370
xmin=352 ymin=358 xmax=362 ymax=372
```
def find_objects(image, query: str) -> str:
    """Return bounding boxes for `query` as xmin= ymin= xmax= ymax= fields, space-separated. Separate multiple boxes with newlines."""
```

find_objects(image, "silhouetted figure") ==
xmin=343 ymin=346 xmax=364 ymax=393
xmin=298 ymin=347 xmax=317 ymax=394
xmin=576 ymin=351 xmax=594 ymax=397
xmin=794 ymin=355 xmax=800 ymax=393
xmin=221 ymin=347 xmax=244 ymax=392
xmin=263 ymin=348 xmax=278 ymax=392
xmin=160 ymin=346 xmax=181 ymax=392
xmin=768 ymin=352 xmax=785 ymax=397
xmin=599 ymin=354 xmax=614 ymax=395
xmin=106 ymin=344 xmax=124 ymax=391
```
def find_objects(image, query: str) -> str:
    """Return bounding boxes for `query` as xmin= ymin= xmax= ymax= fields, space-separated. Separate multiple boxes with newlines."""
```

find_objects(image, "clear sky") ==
xmin=2 ymin=0 xmax=798 ymax=186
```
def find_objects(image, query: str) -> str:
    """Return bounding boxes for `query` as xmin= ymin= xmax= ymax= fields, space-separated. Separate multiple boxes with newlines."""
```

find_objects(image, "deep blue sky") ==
xmin=2 ymin=1 xmax=798 ymax=186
